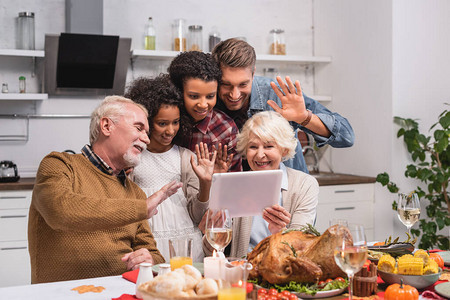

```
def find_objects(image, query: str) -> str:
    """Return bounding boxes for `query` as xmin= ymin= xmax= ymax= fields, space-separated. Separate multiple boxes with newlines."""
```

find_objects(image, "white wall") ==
xmin=0 ymin=0 xmax=316 ymax=177
xmin=391 ymin=0 xmax=450 ymax=238
xmin=315 ymin=0 xmax=449 ymax=241
xmin=314 ymin=0 xmax=394 ymax=241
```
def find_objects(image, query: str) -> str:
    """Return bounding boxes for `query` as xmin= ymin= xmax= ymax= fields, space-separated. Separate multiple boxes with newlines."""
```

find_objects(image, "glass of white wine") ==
xmin=397 ymin=192 xmax=420 ymax=235
xmin=205 ymin=208 xmax=232 ymax=254
xmin=333 ymin=224 xmax=368 ymax=300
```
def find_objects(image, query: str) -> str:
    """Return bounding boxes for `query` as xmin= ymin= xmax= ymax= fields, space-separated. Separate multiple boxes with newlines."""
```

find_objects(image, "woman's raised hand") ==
xmin=212 ymin=143 xmax=233 ymax=173
xmin=191 ymin=142 xmax=216 ymax=182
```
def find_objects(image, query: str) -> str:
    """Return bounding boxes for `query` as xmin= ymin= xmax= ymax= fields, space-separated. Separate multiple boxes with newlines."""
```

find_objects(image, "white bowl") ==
xmin=378 ymin=269 xmax=442 ymax=289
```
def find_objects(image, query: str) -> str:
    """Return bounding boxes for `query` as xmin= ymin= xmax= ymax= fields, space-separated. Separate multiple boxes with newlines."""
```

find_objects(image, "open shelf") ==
xmin=131 ymin=50 xmax=331 ymax=64
xmin=0 ymin=93 xmax=48 ymax=101
xmin=0 ymin=49 xmax=45 ymax=58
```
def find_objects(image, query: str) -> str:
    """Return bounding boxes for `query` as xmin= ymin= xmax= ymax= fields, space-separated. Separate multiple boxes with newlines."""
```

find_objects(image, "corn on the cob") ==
xmin=397 ymin=255 xmax=423 ymax=275
xmin=423 ymin=259 xmax=439 ymax=275
xmin=378 ymin=254 xmax=396 ymax=273
xmin=414 ymin=249 xmax=429 ymax=266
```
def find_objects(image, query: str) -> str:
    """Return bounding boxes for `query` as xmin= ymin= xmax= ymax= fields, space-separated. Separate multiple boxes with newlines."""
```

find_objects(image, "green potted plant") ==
xmin=376 ymin=108 xmax=449 ymax=250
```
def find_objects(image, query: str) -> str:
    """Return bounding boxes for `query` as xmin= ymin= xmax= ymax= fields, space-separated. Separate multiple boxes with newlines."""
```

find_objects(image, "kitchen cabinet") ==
xmin=315 ymin=183 xmax=374 ymax=241
xmin=0 ymin=190 xmax=32 ymax=287
xmin=131 ymin=50 xmax=332 ymax=102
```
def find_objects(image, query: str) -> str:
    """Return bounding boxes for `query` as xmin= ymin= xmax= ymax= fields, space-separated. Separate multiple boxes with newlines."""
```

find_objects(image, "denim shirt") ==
xmin=248 ymin=76 xmax=355 ymax=173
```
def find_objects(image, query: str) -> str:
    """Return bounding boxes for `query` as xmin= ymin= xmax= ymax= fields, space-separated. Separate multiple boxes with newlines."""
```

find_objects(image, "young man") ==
xmin=212 ymin=38 xmax=355 ymax=172
xmin=28 ymin=96 xmax=182 ymax=283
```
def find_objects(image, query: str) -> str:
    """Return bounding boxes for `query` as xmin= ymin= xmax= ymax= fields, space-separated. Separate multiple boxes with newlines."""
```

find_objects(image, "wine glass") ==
xmin=333 ymin=224 xmax=368 ymax=300
xmin=397 ymin=192 xmax=420 ymax=235
xmin=205 ymin=208 xmax=232 ymax=254
xmin=329 ymin=218 xmax=348 ymax=227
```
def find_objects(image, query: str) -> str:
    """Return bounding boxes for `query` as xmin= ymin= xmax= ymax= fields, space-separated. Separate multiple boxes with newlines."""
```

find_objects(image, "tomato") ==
xmin=281 ymin=290 xmax=292 ymax=296
xmin=335 ymin=277 xmax=346 ymax=283
xmin=268 ymin=288 xmax=278 ymax=296
xmin=288 ymin=294 xmax=299 ymax=300
xmin=267 ymin=296 xmax=278 ymax=300
xmin=257 ymin=295 xmax=267 ymax=300
xmin=318 ymin=281 xmax=325 ymax=286
xmin=325 ymin=278 xmax=333 ymax=283
xmin=258 ymin=288 xmax=268 ymax=295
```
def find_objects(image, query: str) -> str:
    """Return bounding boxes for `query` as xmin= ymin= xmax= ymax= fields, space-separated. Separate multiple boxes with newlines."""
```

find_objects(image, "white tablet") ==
xmin=208 ymin=170 xmax=283 ymax=218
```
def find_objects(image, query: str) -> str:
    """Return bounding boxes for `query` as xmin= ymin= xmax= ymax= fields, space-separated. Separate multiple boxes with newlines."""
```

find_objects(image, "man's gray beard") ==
xmin=123 ymin=150 xmax=141 ymax=168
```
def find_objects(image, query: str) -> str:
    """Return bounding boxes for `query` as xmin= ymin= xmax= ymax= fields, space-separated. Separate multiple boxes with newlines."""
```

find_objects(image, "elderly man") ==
xmin=212 ymin=38 xmax=355 ymax=172
xmin=28 ymin=96 xmax=182 ymax=283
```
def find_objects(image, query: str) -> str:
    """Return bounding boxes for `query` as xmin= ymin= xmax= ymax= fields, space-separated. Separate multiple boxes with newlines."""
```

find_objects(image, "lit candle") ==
xmin=204 ymin=251 xmax=225 ymax=280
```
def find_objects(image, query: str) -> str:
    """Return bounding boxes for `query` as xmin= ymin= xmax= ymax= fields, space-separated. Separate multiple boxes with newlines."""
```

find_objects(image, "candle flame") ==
xmin=212 ymin=250 xmax=217 ymax=258
xmin=238 ymin=280 xmax=243 ymax=287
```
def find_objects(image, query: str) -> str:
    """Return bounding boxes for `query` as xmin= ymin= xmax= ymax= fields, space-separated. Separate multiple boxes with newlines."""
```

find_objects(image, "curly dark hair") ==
xmin=168 ymin=51 xmax=222 ymax=92
xmin=124 ymin=74 xmax=192 ymax=146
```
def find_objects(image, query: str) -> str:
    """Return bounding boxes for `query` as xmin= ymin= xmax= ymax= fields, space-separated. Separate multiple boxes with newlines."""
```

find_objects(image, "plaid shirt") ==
xmin=187 ymin=109 xmax=242 ymax=172
xmin=81 ymin=144 xmax=127 ymax=186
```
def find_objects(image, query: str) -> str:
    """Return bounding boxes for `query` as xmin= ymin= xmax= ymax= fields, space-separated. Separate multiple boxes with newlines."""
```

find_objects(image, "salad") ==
xmin=249 ymin=277 xmax=348 ymax=297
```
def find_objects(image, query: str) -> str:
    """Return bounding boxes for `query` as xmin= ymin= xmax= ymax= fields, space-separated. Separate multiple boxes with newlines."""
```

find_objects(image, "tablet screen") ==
xmin=208 ymin=170 xmax=283 ymax=217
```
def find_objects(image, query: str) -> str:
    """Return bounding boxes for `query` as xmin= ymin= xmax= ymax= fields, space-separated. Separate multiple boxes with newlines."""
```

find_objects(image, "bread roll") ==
xmin=195 ymin=278 xmax=219 ymax=295
xmin=176 ymin=265 xmax=202 ymax=291
xmin=145 ymin=271 xmax=186 ymax=297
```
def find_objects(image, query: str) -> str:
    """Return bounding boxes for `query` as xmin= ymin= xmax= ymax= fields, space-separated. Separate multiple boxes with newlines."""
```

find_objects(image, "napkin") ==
xmin=112 ymin=294 xmax=138 ymax=300
xmin=421 ymin=290 xmax=447 ymax=300
xmin=113 ymin=270 xmax=140 ymax=300
xmin=122 ymin=269 xmax=139 ymax=283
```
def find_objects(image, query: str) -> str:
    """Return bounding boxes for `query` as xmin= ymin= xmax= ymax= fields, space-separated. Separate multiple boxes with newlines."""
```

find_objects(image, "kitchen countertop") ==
xmin=310 ymin=172 xmax=376 ymax=186
xmin=0 ymin=177 xmax=35 ymax=191
xmin=0 ymin=173 xmax=376 ymax=191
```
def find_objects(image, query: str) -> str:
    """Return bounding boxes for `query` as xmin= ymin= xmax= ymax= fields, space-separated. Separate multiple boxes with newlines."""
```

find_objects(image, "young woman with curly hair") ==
xmin=125 ymin=74 xmax=215 ymax=262
xmin=169 ymin=51 xmax=242 ymax=172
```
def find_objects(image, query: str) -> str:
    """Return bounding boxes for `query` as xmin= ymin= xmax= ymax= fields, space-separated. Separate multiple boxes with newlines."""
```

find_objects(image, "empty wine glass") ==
xmin=333 ymin=224 xmax=368 ymax=300
xmin=397 ymin=192 xmax=420 ymax=235
xmin=329 ymin=218 xmax=349 ymax=227
xmin=205 ymin=208 xmax=232 ymax=254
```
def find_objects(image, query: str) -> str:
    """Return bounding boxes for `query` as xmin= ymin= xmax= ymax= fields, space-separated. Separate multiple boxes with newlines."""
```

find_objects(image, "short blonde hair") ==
xmin=237 ymin=111 xmax=297 ymax=161
xmin=89 ymin=95 xmax=148 ymax=144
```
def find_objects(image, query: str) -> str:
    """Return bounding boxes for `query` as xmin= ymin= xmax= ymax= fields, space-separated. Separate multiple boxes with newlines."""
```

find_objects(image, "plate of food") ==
xmin=294 ymin=287 xmax=346 ymax=299
xmin=434 ymin=282 xmax=450 ymax=299
xmin=254 ymin=278 xmax=348 ymax=299
xmin=436 ymin=251 xmax=450 ymax=266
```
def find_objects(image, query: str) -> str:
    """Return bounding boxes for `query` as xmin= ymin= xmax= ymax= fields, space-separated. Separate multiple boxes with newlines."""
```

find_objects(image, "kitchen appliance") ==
xmin=44 ymin=33 xmax=131 ymax=96
xmin=0 ymin=161 xmax=20 ymax=183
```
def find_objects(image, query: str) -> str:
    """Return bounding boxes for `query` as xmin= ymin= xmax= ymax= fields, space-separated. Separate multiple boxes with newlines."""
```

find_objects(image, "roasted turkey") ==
xmin=247 ymin=225 xmax=351 ymax=284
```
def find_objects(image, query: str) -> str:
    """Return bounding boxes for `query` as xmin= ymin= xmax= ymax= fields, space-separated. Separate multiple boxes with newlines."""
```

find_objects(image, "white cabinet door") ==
xmin=315 ymin=184 xmax=374 ymax=241
xmin=0 ymin=241 xmax=31 ymax=287
xmin=0 ymin=190 xmax=32 ymax=287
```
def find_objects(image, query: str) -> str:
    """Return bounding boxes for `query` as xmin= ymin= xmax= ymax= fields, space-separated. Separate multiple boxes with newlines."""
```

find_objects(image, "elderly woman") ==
xmin=203 ymin=111 xmax=319 ymax=258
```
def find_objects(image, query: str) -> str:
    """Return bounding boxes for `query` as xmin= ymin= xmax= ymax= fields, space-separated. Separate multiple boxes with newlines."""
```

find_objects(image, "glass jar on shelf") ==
xmin=19 ymin=76 xmax=26 ymax=93
xmin=172 ymin=19 xmax=187 ymax=51
xmin=188 ymin=25 xmax=203 ymax=51
xmin=269 ymin=29 xmax=286 ymax=55
xmin=18 ymin=12 xmax=35 ymax=50
xmin=2 ymin=83 xmax=8 ymax=93
xmin=208 ymin=26 xmax=221 ymax=52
